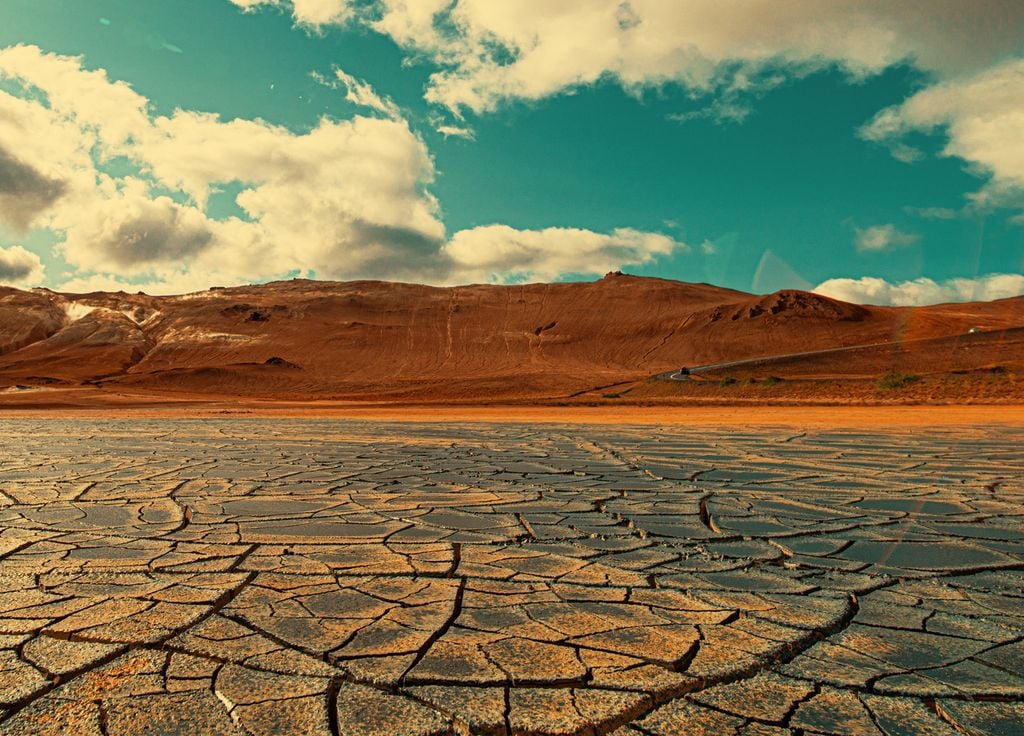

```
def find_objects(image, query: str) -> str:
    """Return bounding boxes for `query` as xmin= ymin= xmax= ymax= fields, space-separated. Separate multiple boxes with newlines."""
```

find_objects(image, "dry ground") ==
xmin=0 ymin=420 xmax=1020 ymax=734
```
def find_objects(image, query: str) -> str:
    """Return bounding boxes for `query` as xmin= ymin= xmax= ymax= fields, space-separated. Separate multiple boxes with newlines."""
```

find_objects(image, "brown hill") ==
xmin=0 ymin=273 xmax=1022 ymax=402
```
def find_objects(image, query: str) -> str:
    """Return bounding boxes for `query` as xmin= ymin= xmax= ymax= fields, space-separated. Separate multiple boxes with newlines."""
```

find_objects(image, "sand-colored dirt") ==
xmin=1 ymin=387 xmax=1023 ymax=426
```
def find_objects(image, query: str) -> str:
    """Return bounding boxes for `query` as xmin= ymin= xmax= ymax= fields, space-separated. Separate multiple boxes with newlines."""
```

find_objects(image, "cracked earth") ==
xmin=0 ymin=421 xmax=1021 ymax=735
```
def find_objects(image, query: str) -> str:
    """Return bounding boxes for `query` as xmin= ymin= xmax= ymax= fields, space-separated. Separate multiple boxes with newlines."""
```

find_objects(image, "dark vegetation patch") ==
xmin=877 ymin=371 xmax=922 ymax=390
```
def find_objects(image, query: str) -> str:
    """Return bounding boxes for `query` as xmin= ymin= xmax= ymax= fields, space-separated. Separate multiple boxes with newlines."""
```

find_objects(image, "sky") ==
xmin=0 ymin=1 xmax=1022 ymax=305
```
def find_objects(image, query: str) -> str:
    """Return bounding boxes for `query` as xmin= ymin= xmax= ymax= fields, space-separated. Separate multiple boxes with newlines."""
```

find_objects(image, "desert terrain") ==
xmin=0 ymin=419 xmax=1020 ymax=736
xmin=1 ymin=273 xmax=1023 ymax=414
xmin=2 ymin=279 xmax=1022 ymax=735
xmin=3 ymin=275 xmax=1023 ymax=734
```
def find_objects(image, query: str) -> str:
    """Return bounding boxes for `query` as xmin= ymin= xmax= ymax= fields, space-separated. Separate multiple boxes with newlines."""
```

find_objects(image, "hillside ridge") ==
xmin=1 ymin=274 xmax=1022 ymax=401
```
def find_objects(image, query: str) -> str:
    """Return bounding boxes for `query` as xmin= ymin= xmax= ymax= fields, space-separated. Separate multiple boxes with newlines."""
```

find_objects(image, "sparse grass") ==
xmin=760 ymin=376 xmax=783 ymax=386
xmin=877 ymin=371 xmax=921 ymax=390
xmin=719 ymin=376 xmax=738 ymax=387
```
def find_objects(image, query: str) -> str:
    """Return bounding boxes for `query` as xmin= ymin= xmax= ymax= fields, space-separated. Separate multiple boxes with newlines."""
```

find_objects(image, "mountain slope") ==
xmin=0 ymin=273 xmax=1021 ymax=401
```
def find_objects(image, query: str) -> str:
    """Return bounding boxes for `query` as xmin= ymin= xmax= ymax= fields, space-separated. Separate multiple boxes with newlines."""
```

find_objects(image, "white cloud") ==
xmin=56 ymin=269 xmax=263 ymax=297
xmin=0 ymin=44 xmax=149 ymax=156
xmin=314 ymin=68 xmax=402 ymax=119
xmin=227 ymin=0 xmax=274 ymax=9
xmin=0 ymin=46 xmax=429 ymax=289
xmin=57 ymin=179 xmax=217 ymax=272
xmin=293 ymin=0 xmax=351 ymax=26
xmin=229 ymin=0 xmax=351 ymax=29
xmin=0 ymin=245 xmax=44 ymax=285
xmin=814 ymin=273 xmax=1024 ymax=306
xmin=854 ymin=224 xmax=919 ymax=252
xmin=232 ymin=1 xmax=1024 ymax=114
xmin=0 ymin=71 xmax=99 ymax=233
xmin=436 ymin=124 xmax=475 ymax=140
xmin=861 ymin=59 xmax=1024 ymax=199
xmin=0 ymin=44 xmax=680 ymax=293
xmin=0 ymin=45 xmax=446 ymax=290
xmin=442 ymin=226 xmax=683 ymax=283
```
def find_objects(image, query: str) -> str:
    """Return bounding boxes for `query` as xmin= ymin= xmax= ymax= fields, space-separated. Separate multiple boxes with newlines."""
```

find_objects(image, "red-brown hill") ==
xmin=1 ymin=274 xmax=1022 ymax=401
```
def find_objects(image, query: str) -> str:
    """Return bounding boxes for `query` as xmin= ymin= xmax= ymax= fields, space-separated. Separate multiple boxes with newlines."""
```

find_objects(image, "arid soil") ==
xmin=2 ymin=392 xmax=1024 ymax=428
xmin=2 ymin=273 xmax=1023 ymax=407
xmin=0 ymin=420 xmax=1020 ymax=735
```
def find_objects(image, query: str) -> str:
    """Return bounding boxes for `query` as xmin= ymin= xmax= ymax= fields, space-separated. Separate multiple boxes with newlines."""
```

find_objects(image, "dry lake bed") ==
xmin=0 ymin=420 xmax=1021 ymax=735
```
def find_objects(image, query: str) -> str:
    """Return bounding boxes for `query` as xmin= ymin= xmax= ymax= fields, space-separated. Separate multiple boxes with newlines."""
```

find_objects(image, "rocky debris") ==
xmin=729 ymin=290 xmax=871 ymax=322
xmin=263 ymin=356 xmax=300 ymax=368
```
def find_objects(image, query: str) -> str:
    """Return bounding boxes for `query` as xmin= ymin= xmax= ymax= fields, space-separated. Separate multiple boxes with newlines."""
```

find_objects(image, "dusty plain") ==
xmin=0 ymin=419 xmax=1021 ymax=735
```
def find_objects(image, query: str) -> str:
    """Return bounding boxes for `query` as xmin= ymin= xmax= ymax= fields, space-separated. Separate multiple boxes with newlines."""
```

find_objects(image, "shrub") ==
xmin=761 ymin=376 xmax=782 ymax=386
xmin=877 ymin=371 xmax=921 ymax=390
xmin=719 ymin=376 xmax=738 ymax=387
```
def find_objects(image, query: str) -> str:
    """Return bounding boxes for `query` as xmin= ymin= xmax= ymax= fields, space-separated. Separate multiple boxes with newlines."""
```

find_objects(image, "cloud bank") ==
xmin=0 ymin=44 xmax=682 ymax=293
xmin=443 ymin=226 xmax=681 ymax=284
xmin=230 ymin=0 xmax=1024 ymax=114
xmin=814 ymin=274 xmax=1024 ymax=306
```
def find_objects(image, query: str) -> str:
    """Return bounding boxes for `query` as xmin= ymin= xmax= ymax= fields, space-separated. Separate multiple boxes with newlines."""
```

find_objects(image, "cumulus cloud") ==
xmin=861 ymin=59 xmax=1024 ymax=201
xmin=229 ymin=1 xmax=1024 ymax=114
xmin=0 ymin=71 xmax=98 ymax=232
xmin=0 ymin=44 xmax=679 ymax=293
xmin=854 ymin=224 xmax=919 ymax=252
xmin=814 ymin=273 xmax=1024 ymax=306
xmin=58 ymin=181 xmax=215 ymax=271
xmin=0 ymin=145 xmax=66 ymax=231
xmin=0 ymin=45 xmax=447 ymax=290
xmin=0 ymin=44 xmax=149 ymax=155
xmin=0 ymin=245 xmax=44 ymax=286
xmin=442 ymin=226 xmax=683 ymax=283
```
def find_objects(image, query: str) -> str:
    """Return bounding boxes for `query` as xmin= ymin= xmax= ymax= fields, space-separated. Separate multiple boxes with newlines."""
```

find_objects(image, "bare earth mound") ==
xmin=1 ymin=273 xmax=1022 ymax=407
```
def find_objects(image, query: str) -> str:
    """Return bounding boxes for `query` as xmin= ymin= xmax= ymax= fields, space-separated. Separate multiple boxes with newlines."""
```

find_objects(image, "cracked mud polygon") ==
xmin=0 ymin=420 xmax=1021 ymax=735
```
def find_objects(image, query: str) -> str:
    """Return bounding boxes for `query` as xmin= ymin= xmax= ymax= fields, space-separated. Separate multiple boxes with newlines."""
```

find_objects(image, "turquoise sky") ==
xmin=0 ymin=1 xmax=1022 ymax=304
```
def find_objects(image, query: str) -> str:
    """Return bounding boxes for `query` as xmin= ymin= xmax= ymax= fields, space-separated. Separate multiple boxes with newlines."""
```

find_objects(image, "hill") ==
xmin=1 ymin=273 xmax=1022 ymax=404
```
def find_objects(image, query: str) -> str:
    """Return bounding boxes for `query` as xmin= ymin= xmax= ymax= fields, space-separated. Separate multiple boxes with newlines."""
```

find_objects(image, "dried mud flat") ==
xmin=0 ymin=421 xmax=1021 ymax=736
